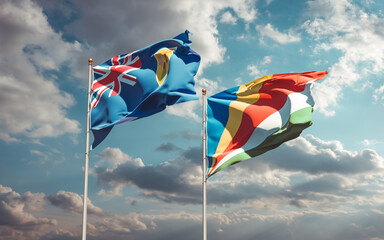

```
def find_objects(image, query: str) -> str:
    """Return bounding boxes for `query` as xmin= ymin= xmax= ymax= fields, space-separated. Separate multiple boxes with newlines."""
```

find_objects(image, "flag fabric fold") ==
xmin=91 ymin=30 xmax=201 ymax=149
xmin=206 ymin=71 xmax=328 ymax=177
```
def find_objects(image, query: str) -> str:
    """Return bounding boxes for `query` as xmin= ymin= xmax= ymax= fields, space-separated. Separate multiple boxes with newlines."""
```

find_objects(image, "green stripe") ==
xmin=210 ymin=107 xmax=314 ymax=176
xmin=246 ymin=106 xmax=313 ymax=157
xmin=212 ymin=151 xmax=252 ymax=176
xmin=289 ymin=106 xmax=314 ymax=124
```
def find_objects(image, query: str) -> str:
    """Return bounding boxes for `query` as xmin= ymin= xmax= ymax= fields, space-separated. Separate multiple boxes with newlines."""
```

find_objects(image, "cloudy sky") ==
xmin=1 ymin=0 xmax=384 ymax=239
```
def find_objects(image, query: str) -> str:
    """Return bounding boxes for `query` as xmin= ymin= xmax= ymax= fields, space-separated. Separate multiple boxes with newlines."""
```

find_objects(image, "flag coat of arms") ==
xmin=206 ymin=71 xmax=328 ymax=177
xmin=91 ymin=30 xmax=201 ymax=149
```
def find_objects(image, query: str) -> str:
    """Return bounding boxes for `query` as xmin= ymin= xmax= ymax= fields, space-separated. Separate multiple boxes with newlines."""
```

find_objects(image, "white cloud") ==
xmin=362 ymin=139 xmax=383 ymax=147
xmin=47 ymin=190 xmax=104 ymax=216
xmin=91 ymin=135 xmax=384 ymax=209
xmin=247 ymin=64 xmax=265 ymax=77
xmin=373 ymin=84 xmax=384 ymax=103
xmin=196 ymin=77 xmax=220 ymax=94
xmin=220 ymin=11 xmax=237 ymax=25
xmin=4 ymin=168 xmax=384 ymax=240
xmin=234 ymin=77 xmax=243 ymax=86
xmin=64 ymin=0 xmax=257 ymax=72
xmin=0 ymin=185 xmax=56 ymax=233
xmin=256 ymin=23 xmax=301 ymax=44
xmin=4 ymin=138 xmax=382 ymax=239
xmin=166 ymin=101 xmax=200 ymax=122
xmin=23 ymin=192 xmax=46 ymax=212
xmin=93 ymin=147 xmax=203 ymax=204
xmin=94 ymin=147 xmax=144 ymax=168
xmin=225 ymin=56 xmax=271 ymax=86
xmin=261 ymin=134 xmax=384 ymax=175
xmin=0 ymin=0 xmax=81 ymax=142
xmin=171 ymin=0 xmax=257 ymax=69
xmin=45 ymin=188 xmax=203 ymax=239
xmin=246 ymin=56 xmax=271 ymax=78
xmin=262 ymin=55 xmax=272 ymax=65
xmin=303 ymin=0 xmax=384 ymax=115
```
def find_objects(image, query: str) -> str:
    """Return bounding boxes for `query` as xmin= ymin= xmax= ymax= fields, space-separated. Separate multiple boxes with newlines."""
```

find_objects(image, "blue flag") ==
xmin=91 ymin=30 xmax=201 ymax=149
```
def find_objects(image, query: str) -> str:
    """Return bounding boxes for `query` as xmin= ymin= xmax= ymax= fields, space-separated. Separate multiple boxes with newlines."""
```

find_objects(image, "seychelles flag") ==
xmin=91 ymin=30 xmax=200 ymax=149
xmin=206 ymin=71 xmax=327 ymax=177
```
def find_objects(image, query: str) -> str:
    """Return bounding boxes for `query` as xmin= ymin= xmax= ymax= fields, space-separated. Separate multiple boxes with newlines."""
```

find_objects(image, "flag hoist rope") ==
xmin=82 ymin=58 xmax=93 ymax=240
xmin=202 ymin=89 xmax=207 ymax=240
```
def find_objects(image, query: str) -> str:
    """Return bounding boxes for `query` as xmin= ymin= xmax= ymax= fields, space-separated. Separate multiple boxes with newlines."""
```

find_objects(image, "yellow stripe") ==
xmin=154 ymin=47 xmax=177 ymax=86
xmin=212 ymin=75 xmax=273 ymax=159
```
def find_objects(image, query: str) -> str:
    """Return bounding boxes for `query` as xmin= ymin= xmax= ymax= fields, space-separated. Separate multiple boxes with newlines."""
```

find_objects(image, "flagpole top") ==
xmin=202 ymin=89 xmax=206 ymax=95
xmin=88 ymin=58 xmax=93 ymax=65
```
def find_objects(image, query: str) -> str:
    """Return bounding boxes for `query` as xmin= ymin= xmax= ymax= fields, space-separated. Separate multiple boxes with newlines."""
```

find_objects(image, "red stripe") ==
xmin=122 ymin=55 xmax=129 ymax=65
xmin=112 ymin=56 xmax=119 ymax=65
xmin=130 ymin=58 xmax=142 ymax=68
xmin=91 ymin=87 xmax=109 ymax=109
xmin=215 ymin=71 xmax=326 ymax=163
xmin=92 ymin=75 xmax=115 ymax=91
xmin=93 ymin=69 xmax=106 ymax=74
xmin=122 ymin=75 xmax=136 ymax=82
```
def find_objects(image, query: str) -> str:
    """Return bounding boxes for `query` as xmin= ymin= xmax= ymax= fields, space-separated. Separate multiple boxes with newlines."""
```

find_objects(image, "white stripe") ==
xmin=242 ymin=82 xmax=313 ymax=151
xmin=289 ymin=82 xmax=314 ymax=113
xmin=118 ymin=73 xmax=136 ymax=86
xmin=211 ymin=148 xmax=245 ymax=174
xmin=116 ymin=117 xmax=138 ymax=125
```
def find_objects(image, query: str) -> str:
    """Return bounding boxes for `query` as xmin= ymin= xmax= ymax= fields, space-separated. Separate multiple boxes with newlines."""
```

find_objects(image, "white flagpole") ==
xmin=82 ymin=58 xmax=93 ymax=240
xmin=202 ymin=89 xmax=207 ymax=240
